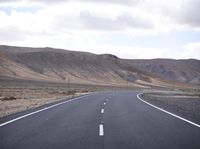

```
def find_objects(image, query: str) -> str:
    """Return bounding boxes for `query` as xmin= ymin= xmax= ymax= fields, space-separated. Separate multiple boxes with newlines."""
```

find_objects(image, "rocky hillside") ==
xmin=125 ymin=59 xmax=200 ymax=84
xmin=0 ymin=45 xmax=199 ymax=88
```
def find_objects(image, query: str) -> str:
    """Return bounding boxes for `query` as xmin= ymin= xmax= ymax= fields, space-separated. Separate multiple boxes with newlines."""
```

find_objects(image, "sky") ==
xmin=0 ymin=0 xmax=200 ymax=59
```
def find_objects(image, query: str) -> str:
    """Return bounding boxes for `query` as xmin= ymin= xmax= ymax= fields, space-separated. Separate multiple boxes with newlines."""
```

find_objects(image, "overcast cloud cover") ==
xmin=0 ymin=0 xmax=199 ymax=59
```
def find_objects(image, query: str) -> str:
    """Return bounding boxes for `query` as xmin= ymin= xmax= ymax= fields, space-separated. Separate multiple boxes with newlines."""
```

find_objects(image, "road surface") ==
xmin=0 ymin=91 xmax=200 ymax=149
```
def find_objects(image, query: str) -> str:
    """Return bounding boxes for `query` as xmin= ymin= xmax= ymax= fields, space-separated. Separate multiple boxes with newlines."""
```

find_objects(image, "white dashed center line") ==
xmin=98 ymin=100 xmax=107 ymax=136
xmin=99 ymin=124 xmax=104 ymax=136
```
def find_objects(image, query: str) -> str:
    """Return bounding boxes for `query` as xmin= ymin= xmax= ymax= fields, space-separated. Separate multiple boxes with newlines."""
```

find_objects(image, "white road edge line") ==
xmin=99 ymin=124 xmax=104 ymax=136
xmin=137 ymin=93 xmax=200 ymax=128
xmin=0 ymin=94 xmax=93 ymax=127
xmin=101 ymin=109 xmax=104 ymax=114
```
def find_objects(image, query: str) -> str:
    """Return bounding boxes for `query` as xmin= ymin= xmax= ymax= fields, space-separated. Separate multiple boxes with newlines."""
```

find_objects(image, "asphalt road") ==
xmin=0 ymin=91 xmax=200 ymax=149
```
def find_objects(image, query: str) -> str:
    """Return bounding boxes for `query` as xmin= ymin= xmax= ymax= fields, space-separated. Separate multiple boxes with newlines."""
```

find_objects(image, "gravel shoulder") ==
xmin=142 ymin=91 xmax=200 ymax=124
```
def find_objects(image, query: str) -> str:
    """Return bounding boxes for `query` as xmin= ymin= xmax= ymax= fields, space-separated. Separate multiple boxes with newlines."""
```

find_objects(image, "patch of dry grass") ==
xmin=0 ymin=84 xmax=92 ymax=118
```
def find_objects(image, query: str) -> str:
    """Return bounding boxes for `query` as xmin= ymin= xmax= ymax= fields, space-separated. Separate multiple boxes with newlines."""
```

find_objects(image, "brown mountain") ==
xmin=0 ymin=45 xmax=199 ymax=88
xmin=125 ymin=59 xmax=200 ymax=84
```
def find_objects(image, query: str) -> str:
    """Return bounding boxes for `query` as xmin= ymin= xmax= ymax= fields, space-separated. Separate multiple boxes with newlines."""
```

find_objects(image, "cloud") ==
xmin=117 ymin=13 xmax=153 ymax=29
xmin=0 ymin=0 xmax=199 ymax=59
xmin=30 ymin=0 xmax=70 ymax=3
xmin=0 ymin=26 xmax=27 ymax=42
xmin=182 ymin=42 xmax=200 ymax=59
xmin=80 ymin=11 xmax=153 ymax=31
xmin=0 ymin=0 xmax=17 ymax=3
xmin=80 ymin=0 xmax=142 ymax=5
xmin=74 ymin=44 xmax=171 ymax=59
xmin=79 ymin=11 xmax=122 ymax=31
xmin=0 ymin=0 xmax=142 ymax=5
xmin=178 ymin=0 xmax=200 ymax=27
xmin=151 ymin=0 xmax=200 ymax=29
xmin=0 ymin=0 xmax=69 ymax=3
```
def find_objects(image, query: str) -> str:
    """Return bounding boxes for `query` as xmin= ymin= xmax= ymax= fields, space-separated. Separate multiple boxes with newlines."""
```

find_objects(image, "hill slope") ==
xmin=125 ymin=59 xmax=200 ymax=84
xmin=0 ymin=45 xmax=199 ymax=88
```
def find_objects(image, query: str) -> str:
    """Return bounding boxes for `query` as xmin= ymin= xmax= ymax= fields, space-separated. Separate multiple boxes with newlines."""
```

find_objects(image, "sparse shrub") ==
xmin=80 ymin=90 xmax=89 ymax=93
xmin=67 ymin=90 xmax=77 ymax=95
xmin=1 ymin=96 xmax=16 ymax=101
xmin=9 ymin=96 xmax=16 ymax=100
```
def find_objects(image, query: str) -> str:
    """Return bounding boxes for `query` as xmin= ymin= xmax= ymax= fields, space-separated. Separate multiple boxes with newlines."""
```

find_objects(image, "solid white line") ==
xmin=101 ymin=109 xmax=104 ymax=114
xmin=0 ymin=94 xmax=93 ymax=127
xmin=137 ymin=93 xmax=200 ymax=128
xmin=99 ymin=124 xmax=104 ymax=136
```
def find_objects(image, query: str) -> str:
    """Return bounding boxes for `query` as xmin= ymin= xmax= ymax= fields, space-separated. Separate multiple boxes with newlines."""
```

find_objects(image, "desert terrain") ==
xmin=0 ymin=45 xmax=200 ymax=118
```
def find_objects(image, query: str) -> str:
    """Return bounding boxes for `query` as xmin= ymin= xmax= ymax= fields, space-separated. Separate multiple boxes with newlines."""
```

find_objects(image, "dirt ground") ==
xmin=0 ymin=86 xmax=91 ymax=118
xmin=0 ymin=79 xmax=100 ymax=118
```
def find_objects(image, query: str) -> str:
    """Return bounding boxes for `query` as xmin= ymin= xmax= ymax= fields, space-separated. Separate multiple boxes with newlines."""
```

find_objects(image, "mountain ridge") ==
xmin=0 ymin=45 xmax=199 ymax=88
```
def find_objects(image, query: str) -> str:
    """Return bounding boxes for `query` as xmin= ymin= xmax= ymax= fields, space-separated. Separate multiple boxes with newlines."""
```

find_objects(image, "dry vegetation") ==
xmin=0 ymin=81 xmax=95 ymax=118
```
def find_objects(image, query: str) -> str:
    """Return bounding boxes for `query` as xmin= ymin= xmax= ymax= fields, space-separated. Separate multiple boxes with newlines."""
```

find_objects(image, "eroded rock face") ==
xmin=125 ymin=59 xmax=200 ymax=84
